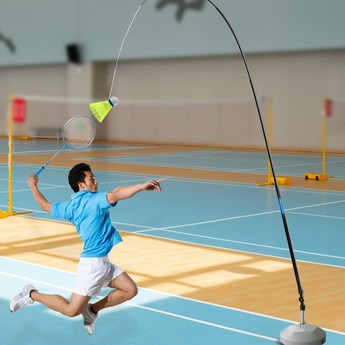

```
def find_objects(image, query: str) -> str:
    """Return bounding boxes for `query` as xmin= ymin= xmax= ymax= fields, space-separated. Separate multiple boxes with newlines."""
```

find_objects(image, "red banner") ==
xmin=324 ymin=99 xmax=332 ymax=117
xmin=12 ymin=98 xmax=26 ymax=123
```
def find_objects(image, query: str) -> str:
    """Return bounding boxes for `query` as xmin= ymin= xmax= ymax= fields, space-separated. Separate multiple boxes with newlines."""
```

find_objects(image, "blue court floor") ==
xmin=1 ymin=141 xmax=345 ymax=344
xmin=1 ymin=257 xmax=345 ymax=345
xmin=84 ymin=149 xmax=345 ymax=179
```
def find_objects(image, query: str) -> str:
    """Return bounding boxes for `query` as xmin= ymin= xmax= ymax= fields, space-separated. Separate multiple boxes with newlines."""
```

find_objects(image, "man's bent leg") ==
xmin=31 ymin=290 xmax=90 ymax=317
xmin=92 ymin=272 xmax=138 ymax=313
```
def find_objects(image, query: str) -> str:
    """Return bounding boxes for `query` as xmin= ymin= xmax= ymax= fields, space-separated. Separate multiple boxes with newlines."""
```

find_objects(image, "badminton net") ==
xmin=102 ymin=97 xmax=269 ymax=149
xmin=8 ymin=95 xmax=96 ymax=155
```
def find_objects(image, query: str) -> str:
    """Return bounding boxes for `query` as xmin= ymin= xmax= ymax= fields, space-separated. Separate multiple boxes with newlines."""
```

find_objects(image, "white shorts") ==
xmin=72 ymin=256 xmax=124 ymax=297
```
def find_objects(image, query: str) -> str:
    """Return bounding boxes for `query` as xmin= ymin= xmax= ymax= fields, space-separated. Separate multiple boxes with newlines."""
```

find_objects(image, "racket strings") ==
xmin=63 ymin=116 xmax=96 ymax=149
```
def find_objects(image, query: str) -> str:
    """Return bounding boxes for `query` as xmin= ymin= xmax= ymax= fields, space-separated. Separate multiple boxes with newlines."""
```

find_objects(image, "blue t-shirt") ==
xmin=51 ymin=190 xmax=123 ymax=258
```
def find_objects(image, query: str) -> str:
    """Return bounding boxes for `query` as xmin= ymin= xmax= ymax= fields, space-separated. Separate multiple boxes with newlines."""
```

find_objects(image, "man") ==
xmin=9 ymin=163 xmax=165 ymax=335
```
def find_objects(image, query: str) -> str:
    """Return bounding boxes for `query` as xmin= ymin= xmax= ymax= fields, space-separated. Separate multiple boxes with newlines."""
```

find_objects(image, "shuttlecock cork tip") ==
xmin=109 ymin=97 xmax=119 ymax=107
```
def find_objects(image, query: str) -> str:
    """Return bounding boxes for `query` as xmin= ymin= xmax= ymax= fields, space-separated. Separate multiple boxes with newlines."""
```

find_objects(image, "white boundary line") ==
xmin=1 ymin=256 xmax=344 ymax=338
xmin=2 ymin=167 xmax=345 ymax=266
xmin=2 ymin=197 xmax=344 ymax=265
xmin=127 ymin=228 xmax=345 ymax=270
xmin=135 ymin=227 xmax=345 ymax=261
xmin=0 ymin=264 xmax=278 ymax=342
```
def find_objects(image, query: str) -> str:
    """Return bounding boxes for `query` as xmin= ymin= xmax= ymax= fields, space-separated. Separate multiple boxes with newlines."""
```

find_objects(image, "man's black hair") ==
xmin=68 ymin=163 xmax=91 ymax=192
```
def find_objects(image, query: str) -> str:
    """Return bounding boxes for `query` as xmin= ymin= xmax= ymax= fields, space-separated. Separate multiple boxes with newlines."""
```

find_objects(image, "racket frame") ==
xmin=34 ymin=115 xmax=96 ymax=176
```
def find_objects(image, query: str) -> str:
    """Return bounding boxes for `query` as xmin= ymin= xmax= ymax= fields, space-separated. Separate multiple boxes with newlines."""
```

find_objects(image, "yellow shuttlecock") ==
xmin=89 ymin=97 xmax=119 ymax=122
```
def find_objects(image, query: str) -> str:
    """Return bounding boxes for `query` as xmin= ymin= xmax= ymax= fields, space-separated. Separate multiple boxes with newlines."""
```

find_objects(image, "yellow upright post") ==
xmin=304 ymin=99 xmax=334 ymax=181
xmin=321 ymin=104 xmax=327 ymax=177
xmin=8 ymin=100 xmax=14 ymax=214
xmin=258 ymin=97 xmax=291 ymax=186
xmin=266 ymin=97 xmax=273 ymax=183
xmin=0 ymin=96 xmax=32 ymax=218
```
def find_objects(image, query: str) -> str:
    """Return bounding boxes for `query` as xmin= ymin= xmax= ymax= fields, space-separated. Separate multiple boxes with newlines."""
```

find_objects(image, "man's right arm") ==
xmin=27 ymin=174 xmax=52 ymax=213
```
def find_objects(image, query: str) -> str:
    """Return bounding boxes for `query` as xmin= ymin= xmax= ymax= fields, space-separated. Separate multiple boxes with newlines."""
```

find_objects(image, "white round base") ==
xmin=280 ymin=324 xmax=326 ymax=345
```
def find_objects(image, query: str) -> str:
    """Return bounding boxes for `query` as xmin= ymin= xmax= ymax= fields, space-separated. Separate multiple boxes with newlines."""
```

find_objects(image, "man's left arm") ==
xmin=107 ymin=179 xmax=165 ymax=205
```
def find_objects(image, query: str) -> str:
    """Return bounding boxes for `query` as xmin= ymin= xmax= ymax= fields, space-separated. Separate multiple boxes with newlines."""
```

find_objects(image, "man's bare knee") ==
xmin=65 ymin=305 xmax=84 ymax=317
xmin=126 ymin=284 xmax=138 ymax=300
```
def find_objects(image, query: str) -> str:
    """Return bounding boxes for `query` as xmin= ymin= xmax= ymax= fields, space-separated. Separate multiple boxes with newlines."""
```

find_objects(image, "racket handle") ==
xmin=34 ymin=166 xmax=45 ymax=177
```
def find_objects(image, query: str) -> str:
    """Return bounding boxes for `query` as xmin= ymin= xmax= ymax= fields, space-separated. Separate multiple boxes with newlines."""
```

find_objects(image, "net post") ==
xmin=1 ymin=96 xmax=14 ymax=218
xmin=321 ymin=98 xmax=328 ymax=177
xmin=304 ymin=98 xmax=334 ymax=181
xmin=267 ymin=97 xmax=273 ymax=183
xmin=0 ymin=95 xmax=32 ymax=218
xmin=8 ymin=95 xmax=13 ymax=214
xmin=257 ymin=97 xmax=291 ymax=186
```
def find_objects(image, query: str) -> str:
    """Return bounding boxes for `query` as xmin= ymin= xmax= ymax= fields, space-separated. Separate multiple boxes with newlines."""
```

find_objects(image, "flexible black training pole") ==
xmin=206 ymin=0 xmax=306 ymax=313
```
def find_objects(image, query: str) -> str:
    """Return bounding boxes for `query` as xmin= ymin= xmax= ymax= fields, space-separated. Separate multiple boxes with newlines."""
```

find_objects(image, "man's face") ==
xmin=79 ymin=171 xmax=98 ymax=192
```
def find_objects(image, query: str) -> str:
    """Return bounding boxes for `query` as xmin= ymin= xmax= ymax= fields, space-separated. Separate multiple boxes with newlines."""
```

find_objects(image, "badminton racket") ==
xmin=34 ymin=115 xmax=97 ymax=176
